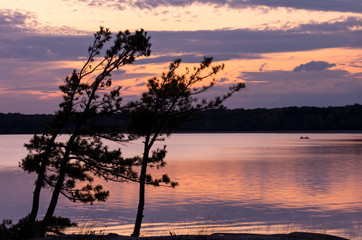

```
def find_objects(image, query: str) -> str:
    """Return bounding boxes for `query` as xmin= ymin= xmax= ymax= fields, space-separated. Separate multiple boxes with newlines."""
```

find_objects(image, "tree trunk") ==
xmin=29 ymin=134 xmax=59 ymax=224
xmin=132 ymin=141 xmax=150 ymax=237
xmin=42 ymin=155 xmax=68 ymax=225
xmin=42 ymin=135 xmax=75 ymax=226
xmin=29 ymin=169 xmax=44 ymax=223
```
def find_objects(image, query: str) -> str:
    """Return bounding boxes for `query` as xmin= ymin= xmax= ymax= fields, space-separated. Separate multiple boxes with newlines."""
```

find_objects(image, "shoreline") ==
xmin=34 ymin=232 xmax=350 ymax=240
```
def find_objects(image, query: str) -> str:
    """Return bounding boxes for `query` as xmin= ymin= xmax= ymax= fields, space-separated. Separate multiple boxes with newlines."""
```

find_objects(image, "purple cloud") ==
xmin=135 ymin=82 xmax=147 ymax=87
xmin=95 ymin=0 xmax=362 ymax=13
xmin=219 ymin=78 xmax=228 ymax=83
xmin=0 ymin=14 xmax=360 ymax=62
xmin=0 ymin=93 xmax=61 ymax=114
xmin=149 ymin=17 xmax=362 ymax=56
xmin=0 ymin=9 xmax=33 ymax=34
xmin=231 ymin=68 xmax=362 ymax=109
xmin=293 ymin=61 xmax=337 ymax=72
xmin=234 ymin=0 xmax=362 ymax=13
xmin=259 ymin=63 xmax=268 ymax=72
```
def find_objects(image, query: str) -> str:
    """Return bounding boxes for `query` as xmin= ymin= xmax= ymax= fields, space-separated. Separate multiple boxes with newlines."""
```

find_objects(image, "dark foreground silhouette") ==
xmin=33 ymin=232 xmax=349 ymax=240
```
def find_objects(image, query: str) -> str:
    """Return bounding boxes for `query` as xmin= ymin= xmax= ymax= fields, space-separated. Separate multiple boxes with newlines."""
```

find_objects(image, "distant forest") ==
xmin=1 ymin=104 xmax=362 ymax=134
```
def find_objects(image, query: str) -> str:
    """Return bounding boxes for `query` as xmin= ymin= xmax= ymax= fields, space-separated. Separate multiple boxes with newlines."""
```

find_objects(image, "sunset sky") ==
xmin=0 ymin=0 xmax=361 ymax=113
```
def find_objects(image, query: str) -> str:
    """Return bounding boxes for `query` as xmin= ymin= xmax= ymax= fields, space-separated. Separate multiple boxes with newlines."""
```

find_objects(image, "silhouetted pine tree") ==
xmin=19 ymin=26 xmax=151 ymax=238
xmin=128 ymin=57 xmax=245 ymax=236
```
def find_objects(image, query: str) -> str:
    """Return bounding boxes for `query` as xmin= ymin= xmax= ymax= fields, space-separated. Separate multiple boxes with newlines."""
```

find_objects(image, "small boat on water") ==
xmin=300 ymin=136 xmax=310 ymax=139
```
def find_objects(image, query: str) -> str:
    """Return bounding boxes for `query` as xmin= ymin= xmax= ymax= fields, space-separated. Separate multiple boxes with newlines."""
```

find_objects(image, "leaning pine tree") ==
xmin=128 ymin=57 xmax=245 ymax=237
xmin=19 ymin=27 xmax=151 ymax=238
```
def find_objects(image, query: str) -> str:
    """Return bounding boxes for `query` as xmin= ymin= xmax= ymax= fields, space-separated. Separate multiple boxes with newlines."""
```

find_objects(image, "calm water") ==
xmin=0 ymin=133 xmax=361 ymax=239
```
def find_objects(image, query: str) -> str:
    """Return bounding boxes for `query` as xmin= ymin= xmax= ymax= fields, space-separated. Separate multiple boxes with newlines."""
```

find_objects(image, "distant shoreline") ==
xmin=33 ymin=232 xmax=350 ymax=240
xmin=2 ymin=131 xmax=362 ymax=135
xmin=1 ymin=104 xmax=362 ymax=134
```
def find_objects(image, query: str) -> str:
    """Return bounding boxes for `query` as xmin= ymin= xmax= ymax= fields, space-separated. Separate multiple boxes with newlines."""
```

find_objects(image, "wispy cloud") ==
xmin=76 ymin=0 xmax=362 ymax=13
xmin=0 ymin=9 xmax=86 ymax=36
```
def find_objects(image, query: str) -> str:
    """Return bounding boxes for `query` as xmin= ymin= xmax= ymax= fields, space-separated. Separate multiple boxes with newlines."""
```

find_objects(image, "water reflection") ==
xmin=0 ymin=134 xmax=361 ymax=239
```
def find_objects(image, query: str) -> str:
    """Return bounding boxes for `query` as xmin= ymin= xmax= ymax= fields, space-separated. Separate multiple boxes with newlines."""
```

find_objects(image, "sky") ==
xmin=0 ymin=0 xmax=361 ymax=113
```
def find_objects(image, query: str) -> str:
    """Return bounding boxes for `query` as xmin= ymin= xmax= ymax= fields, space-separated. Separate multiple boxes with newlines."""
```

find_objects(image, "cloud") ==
xmin=293 ymin=61 xmax=337 ymax=72
xmin=240 ymin=68 xmax=358 ymax=84
xmin=135 ymin=53 xmax=261 ymax=65
xmin=67 ymin=0 xmax=362 ymax=14
xmin=0 ymin=92 xmax=61 ymax=114
xmin=0 ymin=60 xmax=73 ymax=94
xmin=0 ymin=9 xmax=35 ymax=34
xmin=84 ymin=0 xmax=128 ymax=10
xmin=135 ymin=82 xmax=147 ymax=87
xmin=93 ymin=0 xmax=362 ymax=13
xmin=228 ymin=68 xmax=362 ymax=109
xmin=0 ymin=10 xmax=92 ymax=61
xmin=0 ymin=35 xmax=93 ymax=61
xmin=219 ymin=78 xmax=228 ymax=83
xmin=235 ymin=0 xmax=362 ymax=13
xmin=259 ymin=63 xmax=267 ymax=72
xmin=149 ymin=17 xmax=362 ymax=55
xmin=0 ymin=9 xmax=85 ymax=36
xmin=0 ymin=10 xmax=27 ymax=26
xmin=229 ymin=90 xmax=362 ymax=109
xmin=112 ymin=72 xmax=155 ymax=81
xmin=135 ymin=54 xmax=203 ymax=65
xmin=291 ymin=17 xmax=362 ymax=33
xmin=238 ymin=68 xmax=362 ymax=97
xmin=0 ymin=16 xmax=360 ymax=62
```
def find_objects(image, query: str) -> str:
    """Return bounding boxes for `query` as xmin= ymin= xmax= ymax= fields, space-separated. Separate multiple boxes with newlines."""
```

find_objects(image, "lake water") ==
xmin=0 ymin=133 xmax=361 ymax=239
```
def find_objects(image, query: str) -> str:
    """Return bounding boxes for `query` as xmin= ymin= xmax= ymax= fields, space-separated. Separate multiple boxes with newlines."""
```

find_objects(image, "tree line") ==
xmin=1 ymin=104 xmax=362 ymax=134
xmin=182 ymin=104 xmax=362 ymax=132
